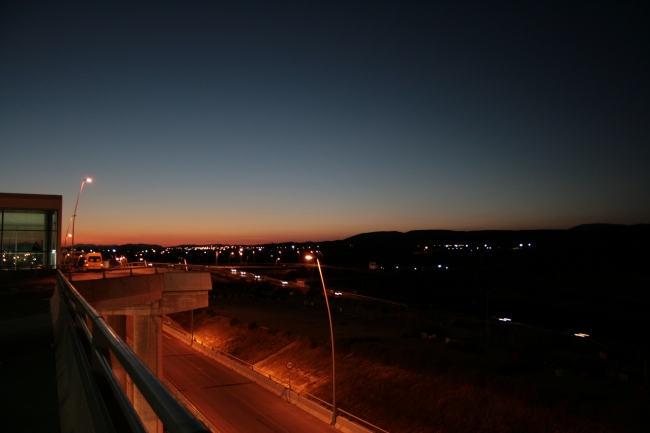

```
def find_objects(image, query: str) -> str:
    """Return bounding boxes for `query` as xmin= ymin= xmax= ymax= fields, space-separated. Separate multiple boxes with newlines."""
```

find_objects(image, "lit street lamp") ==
xmin=305 ymin=254 xmax=337 ymax=425
xmin=63 ymin=216 xmax=73 ymax=249
xmin=71 ymin=177 xmax=92 ymax=251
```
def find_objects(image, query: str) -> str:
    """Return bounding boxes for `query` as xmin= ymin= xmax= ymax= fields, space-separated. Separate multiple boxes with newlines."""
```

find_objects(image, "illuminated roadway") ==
xmin=127 ymin=321 xmax=333 ymax=433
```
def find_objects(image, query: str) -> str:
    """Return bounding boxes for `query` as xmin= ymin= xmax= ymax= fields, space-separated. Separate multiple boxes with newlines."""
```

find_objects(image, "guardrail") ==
xmin=54 ymin=270 xmax=210 ymax=433
xmin=163 ymin=321 xmax=390 ymax=433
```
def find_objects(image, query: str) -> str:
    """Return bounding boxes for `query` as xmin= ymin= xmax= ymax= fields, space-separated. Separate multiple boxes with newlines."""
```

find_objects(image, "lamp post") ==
xmin=63 ymin=216 xmax=73 ymax=249
xmin=71 ymin=177 xmax=92 ymax=251
xmin=305 ymin=254 xmax=336 ymax=425
xmin=274 ymin=257 xmax=280 ymax=277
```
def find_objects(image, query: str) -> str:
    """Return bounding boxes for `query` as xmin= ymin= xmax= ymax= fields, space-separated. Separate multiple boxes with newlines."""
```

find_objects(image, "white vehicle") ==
xmin=84 ymin=252 xmax=103 ymax=271
xmin=281 ymin=281 xmax=288 ymax=285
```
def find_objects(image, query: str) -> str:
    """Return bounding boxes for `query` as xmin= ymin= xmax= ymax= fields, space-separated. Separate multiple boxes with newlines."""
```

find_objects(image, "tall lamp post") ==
xmin=305 ymin=254 xmax=337 ymax=425
xmin=71 ymin=177 xmax=92 ymax=251
xmin=63 ymin=216 xmax=73 ymax=248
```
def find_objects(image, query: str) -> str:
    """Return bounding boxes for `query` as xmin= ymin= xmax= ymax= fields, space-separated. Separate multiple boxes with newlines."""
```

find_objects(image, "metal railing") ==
xmin=55 ymin=270 xmax=210 ymax=433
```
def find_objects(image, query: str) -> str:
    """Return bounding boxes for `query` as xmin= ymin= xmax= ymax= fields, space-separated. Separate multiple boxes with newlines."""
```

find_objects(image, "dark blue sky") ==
xmin=1 ymin=1 xmax=648 ymax=245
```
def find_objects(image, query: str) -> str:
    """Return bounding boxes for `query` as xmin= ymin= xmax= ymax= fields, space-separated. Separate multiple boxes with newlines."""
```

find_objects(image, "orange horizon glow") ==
xmin=70 ymin=219 xmax=601 ymax=247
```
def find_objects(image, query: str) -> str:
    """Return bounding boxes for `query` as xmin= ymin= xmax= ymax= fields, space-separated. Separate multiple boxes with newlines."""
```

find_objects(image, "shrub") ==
xmin=229 ymin=317 xmax=240 ymax=326
xmin=247 ymin=322 xmax=258 ymax=330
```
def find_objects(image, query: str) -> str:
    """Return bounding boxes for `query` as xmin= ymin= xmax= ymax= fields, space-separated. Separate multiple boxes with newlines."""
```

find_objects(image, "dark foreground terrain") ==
xmin=170 ymin=265 xmax=650 ymax=433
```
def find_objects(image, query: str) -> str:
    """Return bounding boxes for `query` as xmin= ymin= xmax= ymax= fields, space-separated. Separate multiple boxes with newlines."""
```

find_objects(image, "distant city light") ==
xmin=499 ymin=318 xmax=511 ymax=322
xmin=574 ymin=333 xmax=589 ymax=338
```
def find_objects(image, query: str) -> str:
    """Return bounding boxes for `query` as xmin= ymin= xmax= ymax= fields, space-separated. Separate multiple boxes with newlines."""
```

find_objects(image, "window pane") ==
xmin=1 ymin=230 xmax=46 ymax=252
xmin=3 ymin=210 xmax=47 ymax=230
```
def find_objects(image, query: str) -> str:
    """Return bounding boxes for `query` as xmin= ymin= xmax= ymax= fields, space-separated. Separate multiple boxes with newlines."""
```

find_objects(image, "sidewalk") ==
xmin=0 ymin=275 xmax=60 ymax=432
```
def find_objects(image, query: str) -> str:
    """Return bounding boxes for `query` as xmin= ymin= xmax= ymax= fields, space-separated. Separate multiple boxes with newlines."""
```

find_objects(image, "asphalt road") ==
xmin=162 ymin=331 xmax=336 ymax=433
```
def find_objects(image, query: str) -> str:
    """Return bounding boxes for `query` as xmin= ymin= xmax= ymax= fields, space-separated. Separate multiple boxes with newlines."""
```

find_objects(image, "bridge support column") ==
xmin=105 ymin=315 xmax=127 ymax=392
xmin=133 ymin=315 xmax=163 ymax=433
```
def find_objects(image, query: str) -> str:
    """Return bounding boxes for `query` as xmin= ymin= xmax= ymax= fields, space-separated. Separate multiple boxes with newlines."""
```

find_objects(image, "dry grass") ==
xmin=169 ymin=303 xmax=648 ymax=433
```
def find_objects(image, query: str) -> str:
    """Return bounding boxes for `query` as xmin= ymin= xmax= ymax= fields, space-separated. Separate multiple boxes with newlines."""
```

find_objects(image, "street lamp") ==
xmin=305 ymin=254 xmax=337 ymax=425
xmin=63 ymin=216 xmax=74 ymax=249
xmin=71 ymin=177 xmax=92 ymax=251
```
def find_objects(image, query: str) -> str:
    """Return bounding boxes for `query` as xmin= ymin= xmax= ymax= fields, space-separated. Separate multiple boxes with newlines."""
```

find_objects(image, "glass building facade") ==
xmin=0 ymin=193 xmax=62 ymax=269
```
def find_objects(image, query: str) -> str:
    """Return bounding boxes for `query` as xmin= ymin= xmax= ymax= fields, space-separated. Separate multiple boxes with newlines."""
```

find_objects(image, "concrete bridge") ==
xmin=64 ymin=267 xmax=212 ymax=433
xmin=1 ymin=265 xmax=380 ymax=433
xmin=1 ymin=266 xmax=212 ymax=433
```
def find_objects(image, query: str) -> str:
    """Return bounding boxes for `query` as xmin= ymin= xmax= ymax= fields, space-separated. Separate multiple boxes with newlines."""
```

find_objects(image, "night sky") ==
xmin=1 ymin=1 xmax=648 ymax=245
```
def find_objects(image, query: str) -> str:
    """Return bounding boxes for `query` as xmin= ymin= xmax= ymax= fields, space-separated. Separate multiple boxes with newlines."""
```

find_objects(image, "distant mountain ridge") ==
xmin=76 ymin=224 xmax=649 ymax=249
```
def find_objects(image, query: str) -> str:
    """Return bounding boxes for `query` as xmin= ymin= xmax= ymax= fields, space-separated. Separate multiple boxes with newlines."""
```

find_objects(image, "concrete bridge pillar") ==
xmin=133 ymin=315 xmax=163 ymax=433
xmin=105 ymin=315 xmax=127 ymax=392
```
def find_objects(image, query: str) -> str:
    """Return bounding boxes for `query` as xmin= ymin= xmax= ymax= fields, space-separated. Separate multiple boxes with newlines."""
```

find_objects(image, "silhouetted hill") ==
xmin=569 ymin=223 xmax=628 ymax=231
